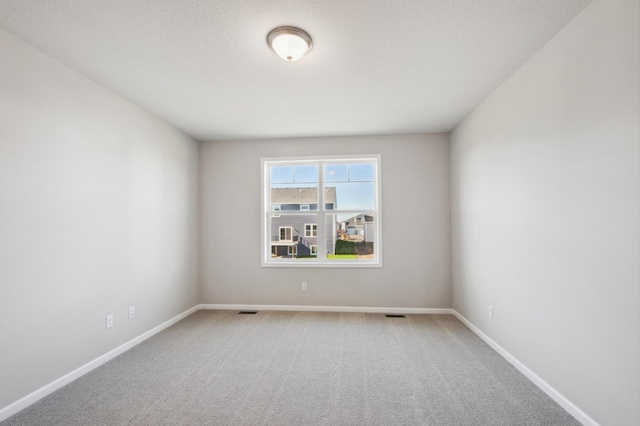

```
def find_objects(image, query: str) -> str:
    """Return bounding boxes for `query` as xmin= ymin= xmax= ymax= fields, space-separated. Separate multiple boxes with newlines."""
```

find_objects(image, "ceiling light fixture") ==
xmin=267 ymin=26 xmax=312 ymax=62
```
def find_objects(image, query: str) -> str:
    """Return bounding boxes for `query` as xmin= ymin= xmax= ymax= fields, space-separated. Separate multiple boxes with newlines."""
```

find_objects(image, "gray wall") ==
xmin=0 ymin=30 xmax=200 ymax=410
xmin=450 ymin=0 xmax=639 ymax=424
xmin=201 ymin=134 xmax=451 ymax=308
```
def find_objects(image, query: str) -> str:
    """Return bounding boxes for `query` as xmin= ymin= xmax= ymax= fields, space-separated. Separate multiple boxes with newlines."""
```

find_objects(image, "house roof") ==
xmin=271 ymin=187 xmax=336 ymax=205
xmin=341 ymin=214 xmax=374 ymax=225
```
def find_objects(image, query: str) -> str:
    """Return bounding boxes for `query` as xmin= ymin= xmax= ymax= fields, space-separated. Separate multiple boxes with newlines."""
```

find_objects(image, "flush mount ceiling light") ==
xmin=267 ymin=26 xmax=312 ymax=62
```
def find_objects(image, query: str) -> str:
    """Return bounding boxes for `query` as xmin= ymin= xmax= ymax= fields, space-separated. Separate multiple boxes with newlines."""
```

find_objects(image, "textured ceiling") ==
xmin=0 ymin=0 xmax=592 ymax=141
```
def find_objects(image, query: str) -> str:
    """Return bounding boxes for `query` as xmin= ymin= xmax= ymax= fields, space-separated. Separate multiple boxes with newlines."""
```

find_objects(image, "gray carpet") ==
xmin=2 ymin=311 xmax=580 ymax=425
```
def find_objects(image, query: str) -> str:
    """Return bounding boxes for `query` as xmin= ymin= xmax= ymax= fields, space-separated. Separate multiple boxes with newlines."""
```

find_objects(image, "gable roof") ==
xmin=271 ymin=187 xmax=336 ymax=206
xmin=341 ymin=214 xmax=374 ymax=226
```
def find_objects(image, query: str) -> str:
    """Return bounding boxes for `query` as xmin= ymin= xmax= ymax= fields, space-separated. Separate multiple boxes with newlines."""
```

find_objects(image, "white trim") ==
xmin=261 ymin=160 xmax=269 ymax=264
xmin=2 ymin=304 xmax=594 ymax=426
xmin=262 ymin=155 xmax=382 ymax=267
xmin=261 ymin=154 xmax=381 ymax=164
xmin=261 ymin=260 xmax=381 ymax=268
xmin=451 ymin=310 xmax=599 ymax=426
xmin=199 ymin=304 xmax=453 ymax=315
xmin=0 ymin=305 xmax=199 ymax=422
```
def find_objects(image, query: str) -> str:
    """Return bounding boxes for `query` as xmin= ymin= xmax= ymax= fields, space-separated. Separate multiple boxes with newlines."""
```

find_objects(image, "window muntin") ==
xmin=262 ymin=155 xmax=381 ymax=267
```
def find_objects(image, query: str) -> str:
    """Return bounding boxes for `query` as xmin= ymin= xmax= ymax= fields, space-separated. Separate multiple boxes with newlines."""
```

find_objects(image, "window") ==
xmin=279 ymin=226 xmax=293 ymax=241
xmin=304 ymin=224 xmax=317 ymax=237
xmin=262 ymin=155 xmax=381 ymax=267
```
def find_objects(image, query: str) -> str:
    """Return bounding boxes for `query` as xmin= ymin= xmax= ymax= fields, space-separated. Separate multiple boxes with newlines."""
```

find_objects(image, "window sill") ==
xmin=261 ymin=260 xmax=382 ymax=268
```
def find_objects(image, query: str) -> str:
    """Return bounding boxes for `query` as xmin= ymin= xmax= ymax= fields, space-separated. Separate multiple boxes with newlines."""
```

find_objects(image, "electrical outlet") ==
xmin=488 ymin=306 xmax=494 ymax=319
xmin=129 ymin=306 xmax=135 ymax=319
xmin=106 ymin=315 xmax=114 ymax=329
xmin=302 ymin=282 xmax=308 ymax=291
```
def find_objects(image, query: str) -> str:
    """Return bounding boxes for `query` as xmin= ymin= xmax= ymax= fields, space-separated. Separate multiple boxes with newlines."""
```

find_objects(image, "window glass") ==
xmin=323 ymin=163 xmax=374 ymax=211
xmin=333 ymin=213 xmax=375 ymax=260
xmin=270 ymin=165 xmax=318 ymax=211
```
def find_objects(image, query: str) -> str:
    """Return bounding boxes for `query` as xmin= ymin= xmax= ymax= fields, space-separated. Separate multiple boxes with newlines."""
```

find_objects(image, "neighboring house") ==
xmin=339 ymin=214 xmax=375 ymax=242
xmin=270 ymin=187 xmax=337 ymax=258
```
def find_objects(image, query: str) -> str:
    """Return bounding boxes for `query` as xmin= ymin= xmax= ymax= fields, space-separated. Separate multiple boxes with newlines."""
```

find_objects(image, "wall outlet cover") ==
xmin=106 ymin=315 xmax=114 ymax=329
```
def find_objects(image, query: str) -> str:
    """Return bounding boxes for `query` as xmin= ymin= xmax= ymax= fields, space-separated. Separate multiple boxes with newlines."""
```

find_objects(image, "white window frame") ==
xmin=304 ymin=223 xmax=317 ymax=238
xmin=311 ymin=245 xmax=318 ymax=255
xmin=287 ymin=246 xmax=297 ymax=256
xmin=261 ymin=154 xmax=382 ymax=268
xmin=279 ymin=226 xmax=292 ymax=242
xmin=272 ymin=204 xmax=281 ymax=217
xmin=300 ymin=204 xmax=310 ymax=211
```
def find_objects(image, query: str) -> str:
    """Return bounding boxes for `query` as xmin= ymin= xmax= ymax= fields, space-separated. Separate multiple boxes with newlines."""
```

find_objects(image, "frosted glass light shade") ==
xmin=267 ymin=27 xmax=312 ymax=62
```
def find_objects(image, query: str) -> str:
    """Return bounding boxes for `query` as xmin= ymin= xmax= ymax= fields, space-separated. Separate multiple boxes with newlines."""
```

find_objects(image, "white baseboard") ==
xmin=0 ymin=305 xmax=200 ymax=422
xmin=451 ymin=310 xmax=598 ymax=426
xmin=1 ymin=304 xmax=596 ymax=426
xmin=0 ymin=303 xmax=450 ymax=421
xmin=198 ymin=303 xmax=454 ymax=315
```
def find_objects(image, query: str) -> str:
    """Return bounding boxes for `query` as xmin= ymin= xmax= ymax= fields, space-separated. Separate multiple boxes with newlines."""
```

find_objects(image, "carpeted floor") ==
xmin=2 ymin=311 xmax=580 ymax=425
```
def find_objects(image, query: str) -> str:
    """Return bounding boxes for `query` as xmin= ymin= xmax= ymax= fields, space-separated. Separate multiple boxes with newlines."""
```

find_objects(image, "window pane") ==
xmin=271 ymin=164 xmax=319 ymax=211
xmin=271 ymin=165 xmax=318 ymax=184
xmin=324 ymin=163 xmax=374 ymax=211
xmin=325 ymin=164 xmax=348 ymax=182
xmin=349 ymin=164 xmax=374 ymax=181
xmin=270 ymin=166 xmax=293 ymax=184
xmin=332 ymin=213 xmax=376 ymax=260
xmin=294 ymin=165 xmax=318 ymax=183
